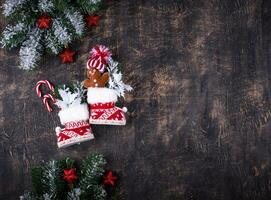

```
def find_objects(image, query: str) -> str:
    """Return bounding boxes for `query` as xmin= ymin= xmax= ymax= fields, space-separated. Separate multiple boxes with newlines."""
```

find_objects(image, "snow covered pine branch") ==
xmin=1 ymin=0 xmax=102 ymax=70
xmin=20 ymin=154 xmax=117 ymax=200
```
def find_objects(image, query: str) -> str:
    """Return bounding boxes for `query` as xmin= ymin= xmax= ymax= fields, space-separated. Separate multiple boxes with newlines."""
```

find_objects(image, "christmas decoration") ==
xmin=84 ymin=45 xmax=132 ymax=126
xmin=36 ymin=80 xmax=55 ymax=97
xmin=59 ymin=48 xmax=76 ymax=63
xmin=35 ymin=80 xmax=55 ymax=112
xmin=63 ymin=168 xmax=78 ymax=184
xmin=35 ymin=80 xmax=94 ymax=148
xmin=42 ymin=93 xmax=56 ymax=112
xmin=87 ymin=45 xmax=112 ymax=72
xmin=37 ymin=15 xmax=52 ymax=29
xmin=20 ymin=154 xmax=117 ymax=200
xmin=103 ymin=171 xmax=117 ymax=186
xmin=1 ymin=0 xmax=103 ymax=70
xmin=86 ymin=15 xmax=100 ymax=26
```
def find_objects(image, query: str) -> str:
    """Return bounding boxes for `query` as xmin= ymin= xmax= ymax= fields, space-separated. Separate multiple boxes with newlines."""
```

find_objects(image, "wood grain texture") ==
xmin=1 ymin=0 xmax=271 ymax=199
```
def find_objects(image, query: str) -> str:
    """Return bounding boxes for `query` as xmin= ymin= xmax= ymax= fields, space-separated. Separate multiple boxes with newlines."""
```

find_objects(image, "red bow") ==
xmin=63 ymin=168 xmax=78 ymax=183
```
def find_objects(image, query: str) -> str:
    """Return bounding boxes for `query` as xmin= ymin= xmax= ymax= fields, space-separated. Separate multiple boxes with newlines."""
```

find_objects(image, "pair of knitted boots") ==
xmin=55 ymin=88 xmax=127 ymax=148
xmin=55 ymin=45 xmax=131 ymax=148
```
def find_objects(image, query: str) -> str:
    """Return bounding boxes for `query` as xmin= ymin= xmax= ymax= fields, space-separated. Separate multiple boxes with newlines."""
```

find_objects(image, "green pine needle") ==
xmin=21 ymin=154 xmax=110 ymax=200
xmin=2 ymin=0 xmax=103 ymax=70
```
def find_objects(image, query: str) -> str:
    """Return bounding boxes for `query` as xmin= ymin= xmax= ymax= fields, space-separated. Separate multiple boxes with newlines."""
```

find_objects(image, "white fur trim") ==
xmin=87 ymin=88 xmax=118 ymax=104
xmin=58 ymin=104 xmax=89 ymax=125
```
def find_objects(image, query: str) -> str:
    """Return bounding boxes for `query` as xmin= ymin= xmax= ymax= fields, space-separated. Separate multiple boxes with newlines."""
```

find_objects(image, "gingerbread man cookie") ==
xmin=83 ymin=68 xmax=109 ymax=88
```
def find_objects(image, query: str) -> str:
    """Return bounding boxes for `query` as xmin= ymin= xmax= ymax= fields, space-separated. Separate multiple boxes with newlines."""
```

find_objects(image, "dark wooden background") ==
xmin=1 ymin=0 xmax=271 ymax=199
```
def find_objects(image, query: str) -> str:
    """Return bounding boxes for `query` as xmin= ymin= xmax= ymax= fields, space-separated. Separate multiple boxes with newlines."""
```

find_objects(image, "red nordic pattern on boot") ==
xmin=56 ymin=120 xmax=94 ymax=148
xmin=89 ymin=102 xmax=126 ymax=125
xmin=65 ymin=121 xmax=90 ymax=130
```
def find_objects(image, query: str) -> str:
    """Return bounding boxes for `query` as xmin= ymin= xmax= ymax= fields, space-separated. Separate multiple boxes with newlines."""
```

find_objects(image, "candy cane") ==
xmin=42 ymin=94 xmax=56 ymax=112
xmin=36 ymin=80 xmax=54 ymax=97
xmin=35 ymin=80 xmax=55 ymax=112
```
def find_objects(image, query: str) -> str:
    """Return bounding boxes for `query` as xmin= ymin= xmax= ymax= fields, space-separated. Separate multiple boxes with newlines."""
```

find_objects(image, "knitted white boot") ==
xmin=55 ymin=104 xmax=94 ymax=148
xmin=87 ymin=88 xmax=127 ymax=125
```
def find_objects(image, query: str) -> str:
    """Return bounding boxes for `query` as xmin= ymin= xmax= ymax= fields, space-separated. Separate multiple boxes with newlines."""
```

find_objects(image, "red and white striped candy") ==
xmin=86 ymin=58 xmax=105 ymax=72
xmin=42 ymin=94 xmax=56 ymax=112
xmin=90 ymin=45 xmax=112 ymax=62
xmin=86 ymin=45 xmax=112 ymax=73
xmin=36 ymin=80 xmax=54 ymax=97
xmin=35 ymin=80 xmax=55 ymax=112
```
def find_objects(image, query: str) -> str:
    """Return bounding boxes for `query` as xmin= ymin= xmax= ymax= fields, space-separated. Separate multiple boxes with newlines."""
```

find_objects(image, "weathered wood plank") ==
xmin=0 ymin=0 xmax=271 ymax=199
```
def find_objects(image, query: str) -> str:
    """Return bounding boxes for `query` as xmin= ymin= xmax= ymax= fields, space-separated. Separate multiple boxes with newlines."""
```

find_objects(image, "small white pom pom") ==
xmin=122 ymin=107 xmax=128 ymax=113
xmin=55 ymin=127 xmax=61 ymax=135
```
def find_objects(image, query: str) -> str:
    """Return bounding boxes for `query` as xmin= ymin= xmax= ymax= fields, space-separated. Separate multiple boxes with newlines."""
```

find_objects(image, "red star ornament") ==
xmin=86 ymin=15 xmax=100 ymax=26
xmin=63 ymin=168 xmax=78 ymax=184
xmin=37 ymin=15 xmax=52 ymax=29
xmin=59 ymin=49 xmax=76 ymax=63
xmin=103 ymin=171 xmax=117 ymax=186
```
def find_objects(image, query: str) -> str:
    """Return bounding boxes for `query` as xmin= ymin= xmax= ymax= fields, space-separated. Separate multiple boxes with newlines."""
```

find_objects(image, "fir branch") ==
xmin=2 ymin=0 xmax=29 ymax=17
xmin=31 ymin=167 xmax=46 ymax=196
xmin=42 ymin=193 xmax=51 ymax=200
xmin=2 ymin=0 xmax=104 ymax=70
xmin=13 ymin=6 xmax=38 ymax=26
xmin=42 ymin=160 xmax=67 ymax=200
xmin=38 ymin=0 xmax=54 ymax=12
xmin=19 ymin=192 xmax=37 ymax=200
xmin=79 ymin=154 xmax=107 ymax=200
xmin=80 ymin=154 xmax=106 ymax=183
xmin=91 ymin=185 xmax=107 ymax=200
xmin=44 ymin=30 xmax=63 ymax=54
xmin=1 ymin=22 xmax=28 ymax=48
xmin=51 ymin=0 xmax=70 ymax=12
xmin=76 ymin=0 xmax=102 ymax=14
xmin=67 ymin=188 xmax=81 ymax=200
xmin=52 ymin=18 xmax=72 ymax=46
xmin=19 ymin=28 xmax=43 ymax=70
xmin=64 ymin=157 xmax=75 ymax=169
xmin=64 ymin=9 xmax=85 ymax=37
xmin=21 ymin=154 xmax=110 ymax=200
xmin=42 ymin=160 xmax=59 ymax=199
